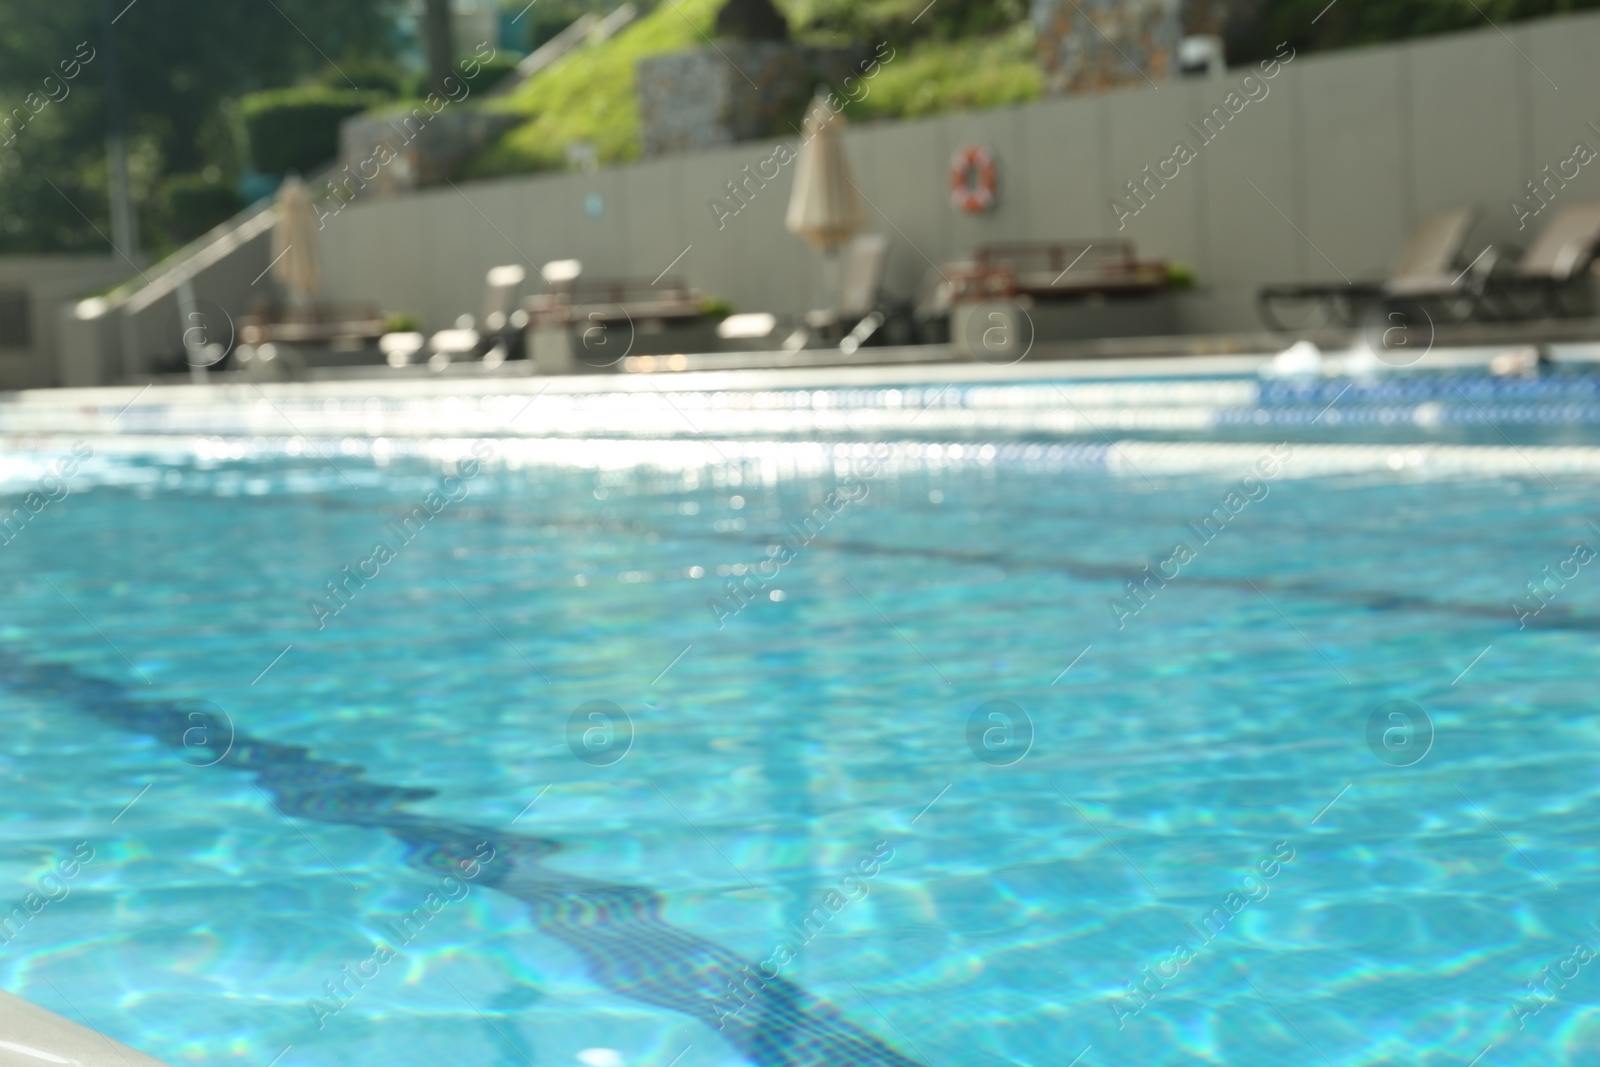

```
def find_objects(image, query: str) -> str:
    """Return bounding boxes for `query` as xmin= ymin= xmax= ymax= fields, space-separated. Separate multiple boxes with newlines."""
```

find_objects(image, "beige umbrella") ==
xmin=785 ymin=96 xmax=869 ymax=323
xmin=271 ymin=175 xmax=321 ymax=309
xmin=785 ymin=95 xmax=868 ymax=253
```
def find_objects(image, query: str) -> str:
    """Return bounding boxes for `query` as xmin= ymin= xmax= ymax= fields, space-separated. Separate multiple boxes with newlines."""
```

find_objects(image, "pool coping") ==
xmin=0 ymin=991 xmax=172 ymax=1065
xmin=11 ymin=341 xmax=1594 ymax=410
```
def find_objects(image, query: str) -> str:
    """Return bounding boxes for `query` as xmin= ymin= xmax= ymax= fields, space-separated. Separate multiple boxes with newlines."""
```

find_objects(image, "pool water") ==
xmin=2 ymin=373 xmax=1599 ymax=1067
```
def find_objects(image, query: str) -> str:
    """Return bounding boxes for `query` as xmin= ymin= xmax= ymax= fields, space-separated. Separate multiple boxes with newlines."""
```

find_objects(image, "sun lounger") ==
xmin=481 ymin=264 xmax=530 ymax=365
xmin=481 ymin=264 xmax=527 ymax=335
xmin=387 ymin=265 xmax=532 ymax=373
xmin=911 ymin=265 xmax=958 ymax=344
xmin=1370 ymin=202 xmax=1600 ymax=326
xmin=803 ymin=233 xmax=891 ymax=333
xmin=1464 ymin=201 xmax=1600 ymax=320
xmin=1257 ymin=207 xmax=1479 ymax=331
xmin=781 ymin=234 xmax=900 ymax=352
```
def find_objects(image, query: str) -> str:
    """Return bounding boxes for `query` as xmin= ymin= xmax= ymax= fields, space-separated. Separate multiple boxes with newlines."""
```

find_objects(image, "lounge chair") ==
xmin=805 ymin=233 xmax=890 ymax=329
xmin=476 ymin=263 xmax=531 ymax=363
xmin=786 ymin=233 xmax=896 ymax=351
xmin=1463 ymin=201 xmax=1600 ymax=321
xmin=912 ymin=264 xmax=956 ymax=344
xmin=1257 ymin=207 xmax=1479 ymax=331
xmin=425 ymin=320 xmax=482 ymax=372
xmin=416 ymin=264 xmax=530 ymax=371
xmin=482 ymin=264 xmax=528 ymax=338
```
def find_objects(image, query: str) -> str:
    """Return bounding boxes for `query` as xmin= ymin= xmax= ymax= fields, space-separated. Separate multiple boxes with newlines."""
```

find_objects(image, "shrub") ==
xmin=399 ymin=54 xmax=519 ymax=99
xmin=238 ymin=86 xmax=386 ymax=175
xmin=315 ymin=59 xmax=406 ymax=97
xmin=472 ymin=55 xmax=522 ymax=93
xmin=518 ymin=0 xmax=595 ymax=51
xmin=159 ymin=172 xmax=244 ymax=244
xmin=1231 ymin=0 xmax=1600 ymax=64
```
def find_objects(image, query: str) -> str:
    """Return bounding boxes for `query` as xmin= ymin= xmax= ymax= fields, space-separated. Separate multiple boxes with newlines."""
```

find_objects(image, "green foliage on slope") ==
xmin=458 ymin=0 xmax=1041 ymax=178
xmin=460 ymin=0 xmax=723 ymax=178
xmin=845 ymin=23 xmax=1039 ymax=120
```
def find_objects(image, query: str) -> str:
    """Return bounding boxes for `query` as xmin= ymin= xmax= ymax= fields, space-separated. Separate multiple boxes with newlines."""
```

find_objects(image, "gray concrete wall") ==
xmin=114 ymin=216 xmax=275 ymax=382
xmin=0 ymin=256 xmax=128 ymax=390
xmin=217 ymin=10 xmax=1600 ymax=342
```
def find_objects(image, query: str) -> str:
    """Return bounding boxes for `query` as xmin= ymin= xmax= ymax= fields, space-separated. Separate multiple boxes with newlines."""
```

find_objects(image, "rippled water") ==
xmin=1 ymin=373 xmax=1598 ymax=1067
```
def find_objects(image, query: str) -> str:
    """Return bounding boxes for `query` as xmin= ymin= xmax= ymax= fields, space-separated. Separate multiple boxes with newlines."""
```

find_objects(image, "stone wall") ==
xmin=1032 ymin=0 xmax=1269 ymax=94
xmin=1179 ymin=0 xmax=1264 ymax=37
xmin=1032 ymin=0 xmax=1182 ymax=95
xmin=636 ymin=44 xmax=864 ymax=157
xmin=338 ymin=107 xmax=521 ymax=194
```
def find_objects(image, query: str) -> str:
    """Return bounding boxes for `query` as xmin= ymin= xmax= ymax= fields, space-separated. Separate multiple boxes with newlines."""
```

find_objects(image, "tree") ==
xmin=0 ymin=0 xmax=406 ymax=253
xmin=423 ymin=0 xmax=456 ymax=98
xmin=1228 ymin=0 xmax=1600 ymax=63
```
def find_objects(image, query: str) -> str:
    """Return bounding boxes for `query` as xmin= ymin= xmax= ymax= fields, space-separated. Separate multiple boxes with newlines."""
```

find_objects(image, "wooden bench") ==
xmin=525 ymin=277 xmax=704 ymax=327
xmin=239 ymin=303 xmax=387 ymax=346
xmin=951 ymin=241 xmax=1168 ymax=302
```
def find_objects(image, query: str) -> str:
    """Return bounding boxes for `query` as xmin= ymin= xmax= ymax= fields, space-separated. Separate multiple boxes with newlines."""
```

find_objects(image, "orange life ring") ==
xmin=950 ymin=145 xmax=998 ymax=214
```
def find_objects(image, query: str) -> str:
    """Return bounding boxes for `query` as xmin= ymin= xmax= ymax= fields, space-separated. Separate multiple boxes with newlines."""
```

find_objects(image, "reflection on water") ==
xmin=0 ymin=648 xmax=922 ymax=1067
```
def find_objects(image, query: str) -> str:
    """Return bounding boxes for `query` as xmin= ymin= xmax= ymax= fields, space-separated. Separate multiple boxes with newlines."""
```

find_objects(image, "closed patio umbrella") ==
xmin=272 ymin=175 xmax=321 ymax=310
xmin=785 ymin=94 xmax=868 ymax=322
xmin=785 ymin=95 xmax=868 ymax=253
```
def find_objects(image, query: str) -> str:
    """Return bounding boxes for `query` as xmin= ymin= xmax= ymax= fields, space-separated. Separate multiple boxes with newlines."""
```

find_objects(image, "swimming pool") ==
xmin=1 ymin=365 xmax=1597 ymax=1067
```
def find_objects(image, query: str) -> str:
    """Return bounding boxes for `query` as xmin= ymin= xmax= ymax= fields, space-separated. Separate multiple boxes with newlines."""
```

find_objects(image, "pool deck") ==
xmin=16 ymin=337 xmax=1600 ymax=416
xmin=0 ymin=991 xmax=172 ymax=1066
xmin=2 ymin=340 xmax=1600 ymax=484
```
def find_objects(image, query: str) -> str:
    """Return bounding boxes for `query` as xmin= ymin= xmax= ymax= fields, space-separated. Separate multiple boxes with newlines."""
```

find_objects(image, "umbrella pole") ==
xmin=819 ymin=247 xmax=842 ymax=315
xmin=176 ymin=270 xmax=207 ymax=384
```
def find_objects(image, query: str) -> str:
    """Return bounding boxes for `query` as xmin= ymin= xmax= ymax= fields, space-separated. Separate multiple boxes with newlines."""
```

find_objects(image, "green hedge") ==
xmin=315 ymin=59 xmax=405 ymax=97
xmin=160 ymin=173 xmax=244 ymax=244
xmin=401 ymin=54 xmax=523 ymax=98
xmin=238 ymin=87 xmax=386 ymax=175
xmin=472 ymin=56 xmax=521 ymax=94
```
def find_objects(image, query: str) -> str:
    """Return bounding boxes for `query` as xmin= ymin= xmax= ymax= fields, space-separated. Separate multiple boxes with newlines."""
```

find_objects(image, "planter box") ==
xmin=952 ymin=295 xmax=1180 ymax=359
